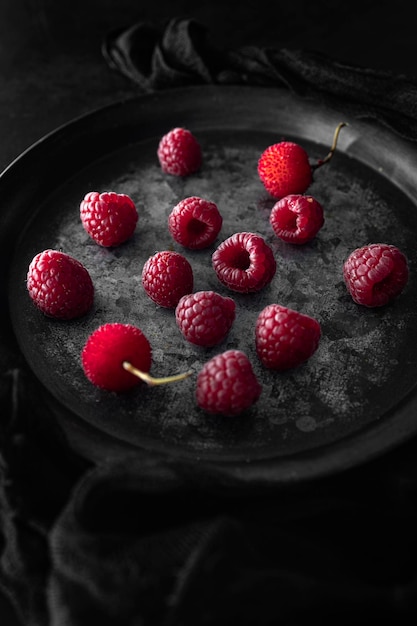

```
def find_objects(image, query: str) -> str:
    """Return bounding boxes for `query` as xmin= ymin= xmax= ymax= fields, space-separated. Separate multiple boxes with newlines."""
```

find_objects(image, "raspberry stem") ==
xmin=122 ymin=361 xmax=192 ymax=386
xmin=312 ymin=122 xmax=348 ymax=171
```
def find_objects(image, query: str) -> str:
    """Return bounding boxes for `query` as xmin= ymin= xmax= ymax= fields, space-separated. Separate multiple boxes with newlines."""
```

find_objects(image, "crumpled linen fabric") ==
xmin=47 ymin=454 xmax=417 ymax=626
xmin=2 ymin=14 xmax=417 ymax=626
xmin=2 ymin=368 xmax=417 ymax=625
xmin=0 ymin=366 xmax=86 ymax=626
xmin=102 ymin=16 xmax=417 ymax=140
xmin=0 ymin=372 xmax=417 ymax=626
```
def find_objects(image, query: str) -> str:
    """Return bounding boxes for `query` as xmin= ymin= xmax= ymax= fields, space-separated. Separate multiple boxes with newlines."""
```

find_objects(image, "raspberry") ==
xmin=142 ymin=250 xmax=194 ymax=308
xmin=196 ymin=350 xmax=262 ymax=416
xmin=80 ymin=191 xmax=138 ymax=247
xmin=27 ymin=249 xmax=94 ymax=319
xmin=258 ymin=141 xmax=312 ymax=199
xmin=157 ymin=127 xmax=202 ymax=176
xmin=212 ymin=232 xmax=276 ymax=293
xmin=258 ymin=123 xmax=347 ymax=199
xmin=269 ymin=194 xmax=324 ymax=244
xmin=175 ymin=291 xmax=236 ymax=347
xmin=168 ymin=196 xmax=223 ymax=250
xmin=255 ymin=304 xmax=321 ymax=370
xmin=81 ymin=323 xmax=152 ymax=392
xmin=343 ymin=243 xmax=409 ymax=307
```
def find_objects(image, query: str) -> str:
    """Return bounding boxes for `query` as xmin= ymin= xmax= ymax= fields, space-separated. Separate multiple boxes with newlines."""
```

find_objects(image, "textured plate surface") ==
xmin=3 ymin=86 xmax=417 ymax=484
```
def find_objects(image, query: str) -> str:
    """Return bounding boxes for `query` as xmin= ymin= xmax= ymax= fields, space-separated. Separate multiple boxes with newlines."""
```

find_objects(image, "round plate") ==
xmin=2 ymin=86 xmax=417 ymax=485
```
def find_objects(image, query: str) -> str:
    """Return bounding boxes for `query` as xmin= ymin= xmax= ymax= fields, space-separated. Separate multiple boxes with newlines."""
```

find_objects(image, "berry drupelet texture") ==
xmin=142 ymin=250 xmax=194 ymax=308
xmin=270 ymin=194 xmax=324 ymax=244
xmin=168 ymin=196 xmax=223 ymax=249
xmin=175 ymin=290 xmax=236 ymax=347
xmin=212 ymin=232 xmax=276 ymax=293
xmin=343 ymin=243 xmax=409 ymax=307
xmin=157 ymin=127 xmax=202 ymax=176
xmin=26 ymin=249 xmax=94 ymax=319
xmin=255 ymin=304 xmax=321 ymax=370
xmin=80 ymin=191 xmax=138 ymax=247
xmin=196 ymin=349 xmax=262 ymax=416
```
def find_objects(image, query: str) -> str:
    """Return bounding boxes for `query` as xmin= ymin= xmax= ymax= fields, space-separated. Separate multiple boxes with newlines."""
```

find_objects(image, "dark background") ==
xmin=1 ymin=0 xmax=417 ymax=173
xmin=1 ymin=1 xmax=417 ymax=624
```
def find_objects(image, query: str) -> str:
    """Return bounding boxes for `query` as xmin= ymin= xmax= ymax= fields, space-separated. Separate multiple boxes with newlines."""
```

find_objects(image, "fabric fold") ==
xmin=48 ymin=455 xmax=417 ymax=625
xmin=0 ymin=368 xmax=88 ymax=626
xmin=103 ymin=16 xmax=417 ymax=140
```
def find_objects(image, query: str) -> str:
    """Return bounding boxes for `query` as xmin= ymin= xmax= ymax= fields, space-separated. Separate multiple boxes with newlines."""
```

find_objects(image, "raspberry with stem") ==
xmin=81 ymin=323 xmax=192 ymax=392
xmin=258 ymin=122 xmax=347 ymax=199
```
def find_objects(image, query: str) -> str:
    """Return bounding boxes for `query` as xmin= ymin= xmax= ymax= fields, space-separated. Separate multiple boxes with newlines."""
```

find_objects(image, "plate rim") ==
xmin=2 ymin=84 xmax=417 ymax=486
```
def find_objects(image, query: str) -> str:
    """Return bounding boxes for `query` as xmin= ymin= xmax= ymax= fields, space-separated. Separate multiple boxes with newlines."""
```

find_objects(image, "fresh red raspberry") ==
xmin=142 ymin=250 xmax=194 ymax=308
xmin=270 ymin=194 xmax=324 ymax=244
xmin=80 ymin=191 xmax=138 ymax=247
xmin=343 ymin=243 xmax=409 ymax=307
xmin=157 ymin=127 xmax=202 ymax=176
xmin=175 ymin=291 xmax=236 ymax=347
xmin=168 ymin=196 xmax=223 ymax=249
xmin=26 ymin=249 xmax=94 ymax=319
xmin=258 ymin=141 xmax=313 ymax=199
xmin=212 ymin=232 xmax=276 ymax=293
xmin=255 ymin=304 xmax=321 ymax=370
xmin=196 ymin=350 xmax=262 ymax=416
xmin=81 ymin=323 xmax=152 ymax=392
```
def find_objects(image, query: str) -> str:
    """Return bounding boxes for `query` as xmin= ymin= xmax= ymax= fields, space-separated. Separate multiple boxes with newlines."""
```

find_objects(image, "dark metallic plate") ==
xmin=2 ymin=86 xmax=417 ymax=485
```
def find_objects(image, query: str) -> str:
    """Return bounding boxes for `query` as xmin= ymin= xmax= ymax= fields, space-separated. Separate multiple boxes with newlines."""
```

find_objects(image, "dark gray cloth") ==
xmin=103 ymin=17 xmax=417 ymax=140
